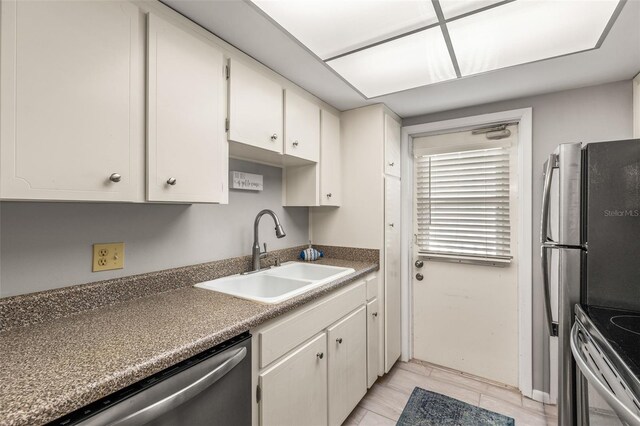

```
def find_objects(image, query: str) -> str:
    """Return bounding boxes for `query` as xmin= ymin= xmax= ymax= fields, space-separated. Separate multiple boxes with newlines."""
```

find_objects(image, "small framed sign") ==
xmin=230 ymin=171 xmax=263 ymax=191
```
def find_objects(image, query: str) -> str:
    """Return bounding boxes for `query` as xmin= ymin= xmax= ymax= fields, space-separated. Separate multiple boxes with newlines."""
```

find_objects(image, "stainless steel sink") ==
xmin=195 ymin=262 xmax=355 ymax=304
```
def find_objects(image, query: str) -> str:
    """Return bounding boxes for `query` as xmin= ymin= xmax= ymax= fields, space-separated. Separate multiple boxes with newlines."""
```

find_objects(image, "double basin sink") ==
xmin=195 ymin=261 xmax=355 ymax=304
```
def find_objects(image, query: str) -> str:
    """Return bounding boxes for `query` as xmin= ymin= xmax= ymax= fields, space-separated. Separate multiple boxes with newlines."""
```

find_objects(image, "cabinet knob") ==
xmin=336 ymin=337 xmax=343 ymax=344
xmin=167 ymin=177 xmax=177 ymax=186
xmin=416 ymin=273 xmax=424 ymax=281
xmin=389 ymin=161 xmax=395 ymax=167
xmin=415 ymin=259 xmax=424 ymax=268
xmin=389 ymin=223 xmax=394 ymax=227
xmin=270 ymin=133 xmax=278 ymax=141
xmin=326 ymin=193 xmax=332 ymax=198
xmin=372 ymin=312 xmax=378 ymax=317
xmin=293 ymin=140 xmax=299 ymax=147
xmin=316 ymin=352 xmax=324 ymax=360
xmin=109 ymin=173 xmax=122 ymax=183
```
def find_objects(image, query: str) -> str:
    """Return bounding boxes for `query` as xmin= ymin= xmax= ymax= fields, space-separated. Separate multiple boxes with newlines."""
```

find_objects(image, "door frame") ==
xmin=400 ymin=108 xmax=533 ymax=398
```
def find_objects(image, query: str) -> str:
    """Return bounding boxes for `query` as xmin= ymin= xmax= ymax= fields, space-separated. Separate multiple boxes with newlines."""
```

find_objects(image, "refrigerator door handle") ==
xmin=541 ymin=244 xmax=559 ymax=336
xmin=541 ymin=153 xmax=557 ymax=244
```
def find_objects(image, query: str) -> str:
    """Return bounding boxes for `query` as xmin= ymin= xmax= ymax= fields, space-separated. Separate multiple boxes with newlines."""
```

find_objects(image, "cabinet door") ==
xmin=327 ymin=306 xmax=367 ymax=426
xmin=228 ymin=59 xmax=283 ymax=154
xmin=284 ymin=90 xmax=319 ymax=162
xmin=384 ymin=114 xmax=401 ymax=177
xmin=385 ymin=176 xmax=402 ymax=372
xmin=319 ymin=110 xmax=341 ymax=206
xmin=147 ymin=13 xmax=226 ymax=203
xmin=367 ymin=298 xmax=380 ymax=388
xmin=0 ymin=0 xmax=142 ymax=201
xmin=260 ymin=333 xmax=327 ymax=426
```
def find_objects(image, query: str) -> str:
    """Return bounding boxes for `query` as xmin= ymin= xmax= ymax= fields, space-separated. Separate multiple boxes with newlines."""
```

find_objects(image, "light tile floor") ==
xmin=343 ymin=360 xmax=558 ymax=426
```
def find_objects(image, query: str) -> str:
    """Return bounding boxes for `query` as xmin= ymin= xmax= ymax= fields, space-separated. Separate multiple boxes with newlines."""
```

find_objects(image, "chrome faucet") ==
xmin=252 ymin=209 xmax=286 ymax=271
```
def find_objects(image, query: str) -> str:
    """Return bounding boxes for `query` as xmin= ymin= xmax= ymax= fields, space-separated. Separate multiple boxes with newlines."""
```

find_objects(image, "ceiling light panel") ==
xmin=438 ymin=0 xmax=507 ymax=19
xmin=251 ymin=0 xmax=438 ymax=60
xmin=326 ymin=27 xmax=457 ymax=98
xmin=448 ymin=0 xmax=620 ymax=76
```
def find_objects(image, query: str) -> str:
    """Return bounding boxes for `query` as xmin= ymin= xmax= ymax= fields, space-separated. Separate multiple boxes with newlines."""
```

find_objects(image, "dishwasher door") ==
xmin=53 ymin=333 xmax=251 ymax=426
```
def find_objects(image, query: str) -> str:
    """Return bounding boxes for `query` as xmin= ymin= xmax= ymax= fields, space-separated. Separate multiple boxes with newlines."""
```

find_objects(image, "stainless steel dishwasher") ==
xmin=50 ymin=332 xmax=251 ymax=426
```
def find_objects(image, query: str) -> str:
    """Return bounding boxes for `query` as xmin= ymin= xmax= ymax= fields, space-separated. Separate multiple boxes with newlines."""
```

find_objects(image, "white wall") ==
xmin=0 ymin=159 xmax=309 ymax=297
xmin=403 ymin=80 xmax=634 ymax=393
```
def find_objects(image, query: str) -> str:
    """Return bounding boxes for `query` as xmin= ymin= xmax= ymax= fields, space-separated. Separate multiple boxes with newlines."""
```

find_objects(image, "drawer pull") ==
xmin=109 ymin=173 xmax=122 ymax=183
xmin=167 ymin=177 xmax=177 ymax=186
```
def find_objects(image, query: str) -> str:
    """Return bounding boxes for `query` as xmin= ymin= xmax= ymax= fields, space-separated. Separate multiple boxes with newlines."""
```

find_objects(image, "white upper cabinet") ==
xmin=0 ymin=0 xmax=143 ymax=201
xmin=146 ymin=13 xmax=226 ymax=203
xmin=284 ymin=90 xmax=320 ymax=162
xmin=384 ymin=114 xmax=402 ymax=177
xmin=228 ymin=59 xmax=283 ymax=154
xmin=319 ymin=110 xmax=341 ymax=206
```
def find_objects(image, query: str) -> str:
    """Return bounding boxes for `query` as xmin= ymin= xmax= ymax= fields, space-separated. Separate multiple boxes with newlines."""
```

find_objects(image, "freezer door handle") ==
xmin=541 ymin=244 xmax=559 ymax=336
xmin=571 ymin=323 xmax=640 ymax=426
xmin=82 ymin=346 xmax=247 ymax=426
xmin=540 ymin=153 xmax=557 ymax=244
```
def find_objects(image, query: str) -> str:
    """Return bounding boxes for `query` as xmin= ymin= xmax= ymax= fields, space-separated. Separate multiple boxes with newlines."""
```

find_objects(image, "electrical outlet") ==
xmin=93 ymin=242 xmax=124 ymax=272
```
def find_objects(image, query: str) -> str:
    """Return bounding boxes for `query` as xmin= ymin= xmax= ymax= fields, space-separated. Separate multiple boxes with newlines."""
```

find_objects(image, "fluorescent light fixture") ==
xmin=447 ymin=0 xmax=619 ymax=76
xmin=251 ymin=0 xmax=438 ymax=60
xmin=326 ymin=27 xmax=456 ymax=98
xmin=251 ymin=0 xmax=623 ymax=98
xmin=438 ymin=0 xmax=506 ymax=19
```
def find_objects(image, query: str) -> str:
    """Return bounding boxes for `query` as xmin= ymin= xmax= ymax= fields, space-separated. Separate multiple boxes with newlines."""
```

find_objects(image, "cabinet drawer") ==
xmin=365 ymin=275 xmax=377 ymax=301
xmin=259 ymin=280 xmax=366 ymax=368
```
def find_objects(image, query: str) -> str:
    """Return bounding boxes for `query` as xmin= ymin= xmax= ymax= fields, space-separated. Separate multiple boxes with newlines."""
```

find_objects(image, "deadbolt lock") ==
xmin=415 ymin=273 xmax=424 ymax=281
xmin=415 ymin=259 xmax=424 ymax=268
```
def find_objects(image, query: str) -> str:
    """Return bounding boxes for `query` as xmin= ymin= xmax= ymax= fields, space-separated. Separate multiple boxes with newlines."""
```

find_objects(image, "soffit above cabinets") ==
xmin=250 ymin=0 xmax=625 ymax=98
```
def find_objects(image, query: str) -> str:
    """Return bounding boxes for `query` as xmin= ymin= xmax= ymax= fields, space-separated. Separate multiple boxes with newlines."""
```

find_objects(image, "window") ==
xmin=415 ymin=145 xmax=512 ymax=264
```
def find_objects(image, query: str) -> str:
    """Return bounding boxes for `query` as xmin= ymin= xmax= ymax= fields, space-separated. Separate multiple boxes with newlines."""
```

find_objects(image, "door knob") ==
xmin=316 ymin=352 xmax=324 ymax=359
xmin=336 ymin=338 xmax=343 ymax=344
xmin=270 ymin=133 xmax=278 ymax=141
xmin=415 ymin=259 xmax=424 ymax=268
xmin=109 ymin=173 xmax=121 ymax=183
xmin=166 ymin=177 xmax=177 ymax=186
xmin=416 ymin=273 xmax=424 ymax=281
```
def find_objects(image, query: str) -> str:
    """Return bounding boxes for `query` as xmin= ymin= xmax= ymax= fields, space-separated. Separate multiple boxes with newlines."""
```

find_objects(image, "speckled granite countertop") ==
xmin=0 ymin=258 xmax=377 ymax=426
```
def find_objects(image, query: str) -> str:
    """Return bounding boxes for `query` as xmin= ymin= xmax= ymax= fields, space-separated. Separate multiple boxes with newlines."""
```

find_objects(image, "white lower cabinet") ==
xmin=259 ymin=333 xmax=328 ymax=426
xmin=254 ymin=277 xmax=379 ymax=426
xmin=328 ymin=306 xmax=367 ymax=426
xmin=366 ymin=298 xmax=380 ymax=388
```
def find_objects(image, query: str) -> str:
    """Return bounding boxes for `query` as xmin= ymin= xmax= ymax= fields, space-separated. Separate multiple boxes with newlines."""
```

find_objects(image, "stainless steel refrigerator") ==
xmin=541 ymin=139 xmax=640 ymax=426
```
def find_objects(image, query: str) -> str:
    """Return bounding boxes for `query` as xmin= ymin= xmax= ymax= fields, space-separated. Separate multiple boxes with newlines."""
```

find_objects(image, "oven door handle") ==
xmin=81 ymin=346 xmax=247 ymax=426
xmin=570 ymin=323 xmax=640 ymax=426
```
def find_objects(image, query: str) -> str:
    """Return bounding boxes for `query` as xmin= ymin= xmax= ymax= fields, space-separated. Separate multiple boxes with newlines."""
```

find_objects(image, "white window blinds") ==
xmin=416 ymin=146 xmax=512 ymax=263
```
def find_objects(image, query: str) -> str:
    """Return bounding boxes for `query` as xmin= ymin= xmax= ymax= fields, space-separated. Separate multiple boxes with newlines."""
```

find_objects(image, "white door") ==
xmin=385 ymin=176 xmax=402 ymax=372
xmin=146 ymin=13 xmax=226 ymax=203
xmin=327 ymin=306 xmax=367 ymax=426
xmin=228 ymin=59 xmax=283 ymax=154
xmin=366 ymin=298 xmax=380 ymax=388
xmin=319 ymin=109 xmax=341 ymax=206
xmin=260 ymin=333 xmax=327 ymax=426
xmin=384 ymin=114 xmax=401 ymax=177
xmin=0 ymin=0 xmax=143 ymax=201
xmin=284 ymin=90 xmax=319 ymax=162
xmin=412 ymin=125 xmax=520 ymax=387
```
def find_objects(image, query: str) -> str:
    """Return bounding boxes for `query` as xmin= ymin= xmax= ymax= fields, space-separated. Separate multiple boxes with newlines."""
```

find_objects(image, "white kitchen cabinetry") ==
xmin=146 ymin=13 xmax=226 ymax=203
xmin=284 ymin=90 xmax=320 ymax=162
xmin=0 ymin=0 xmax=143 ymax=201
xmin=310 ymin=105 xmax=403 ymax=373
xmin=228 ymin=59 xmax=283 ymax=155
xmin=253 ymin=277 xmax=378 ymax=426
xmin=385 ymin=114 xmax=401 ymax=177
xmin=327 ymin=306 xmax=367 ymax=426
xmin=384 ymin=176 xmax=402 ymax=372
xmin=259 ymin=333 xmax=327 ymax=426
xmin=319 ymin=110 xmax=341 ymax=206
